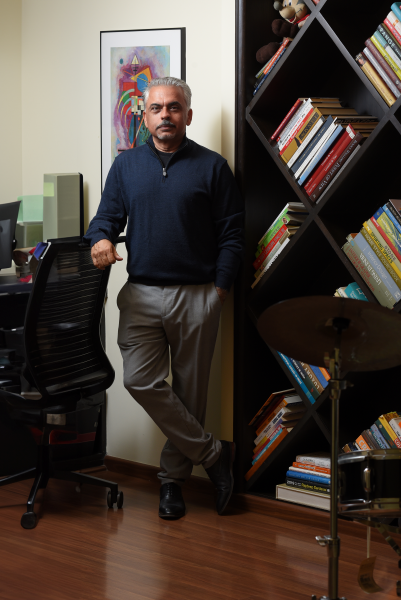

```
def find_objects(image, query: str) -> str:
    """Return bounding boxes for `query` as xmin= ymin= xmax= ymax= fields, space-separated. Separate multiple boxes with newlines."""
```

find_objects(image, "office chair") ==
xmin=0 ymin=236 xmax=124 ymax=528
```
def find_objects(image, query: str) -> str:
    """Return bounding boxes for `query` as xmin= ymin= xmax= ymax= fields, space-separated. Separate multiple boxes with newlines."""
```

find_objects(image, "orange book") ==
xmin=355 ymin=435 xmax=370 ymax=451
xmin=245 ymin=429 xmax=288 ymax=481
xmin=292 ymin=461 xmax=330 ymax=475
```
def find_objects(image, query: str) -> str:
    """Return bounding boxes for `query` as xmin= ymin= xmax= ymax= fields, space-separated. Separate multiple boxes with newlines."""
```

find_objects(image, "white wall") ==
xmin=14 ymin=0 xmax=236 ymax=477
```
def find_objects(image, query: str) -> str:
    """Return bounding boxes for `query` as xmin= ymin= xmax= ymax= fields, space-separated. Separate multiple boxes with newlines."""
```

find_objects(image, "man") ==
xmin=84 ymin=77 xmax=244 ymax=519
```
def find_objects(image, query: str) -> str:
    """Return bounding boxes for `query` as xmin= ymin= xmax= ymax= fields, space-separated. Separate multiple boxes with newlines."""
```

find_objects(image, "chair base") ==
xmin=0 ymin=445 xmax=123 ymax=529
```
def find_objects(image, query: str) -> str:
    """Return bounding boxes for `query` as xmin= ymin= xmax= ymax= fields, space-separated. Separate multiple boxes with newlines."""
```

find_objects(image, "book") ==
xmin=286 ymin=476 xmax=330 ymax=494
xmin=286 ymin=470 xmax=330 ymax=485
xmin=388 ymin=414 xmax=401 ymax=439
xmin=257 ymin=38 xmax=290 ymax=78
xmin=386 ymin=199 xmax=401 ymax=228
xmin=286 ymin=117 xmax=325 ymax=169
xmin=288 ymin=466 xmax=330 ymax=479
xmin=298 ymin=125 xmax=346 ymax=186
xmin=314 ymin=145 xmax=362 ymax=205
xmin=378 ymin=23 xmax=401 ymax=64
xmin=342 ymin=238 xmax=395 ymax=308
xmin=290 ymin=115 xmax=334 ymax=175
xmin=371 ymin=422 xmax=390 ymax=449
xmin=245 ymin=428 xmax=288 ymax=480
xmin=295 ymin=452 xmax=330 ymax=468
xmin=365 ymin=38 xmax=401 ymax=92
xmin=387 ymin=10 xmax=401 ymax=44
xmin=289 ymin=358 xmax=320 ymax=400
xmin=254 ymin=231 xmax=290 ymax=278
xmin=251 ymin=238 xmax=290 ymax=288
xmin=356 ymin=52 xmax=396 ymax=106
xmin=277 ymin=352 xmax=315 ymax=403
xmin=253 ymin=46 xmax=287 ymax=96
xmin=363 ymin=47 xmax=401 ymax=97
xmin=292 ymin=461 xmax=330 ymax=475
xmin=355 ymin=434 xmax=371 ymax=451
xmin=364 ymin=218 xmax=401 ymax=277
xmin=375 ymin=418 xmax=397 ymax=448
xmin=277 ymin=98 xmax=343 ymax=148
xmin=256 ymin=202 xmax=307 ymax=252
xmin=300 ymin=362 xmax=325 ymax=394
xmin=370 ymin=32 xmax=401 ymax=79
xmin=253 ymin=224 xmax=288 ymax=270
xmin=309 ymin=365 xmax=329 ymax=389
xmin=374 ymin=29 xmax=401 ymax=70
xmin=276 ymin=483 xmax=330 ymax=510
xmin=377 ymin=206 xmax=401 ymax=253
xmin=252 ymin=426 xmax=284 ymax=463
xmin=379 ymin=414 xmax=401 ymax=448
xmin=360 ymin=226 xmax=401 ymax=287
xmin=294 ymin=118 xmax=338 ymax=180
xmin=344 ymin=282 xmax=368 ymax=301
xmin=365 ymin=429 xmax=380 ymax=450
xmin=248 ymin=388 xmax=296 ymax=427
xmin=255 ymin=396 xmax=304 ymax=435
xmin=280 ymin=108 xmax=324 ymax=163
xmin=255 ymin=402 xmax=304 ymax=440
xmin=271 ymin=98 xmax=303 ymax=141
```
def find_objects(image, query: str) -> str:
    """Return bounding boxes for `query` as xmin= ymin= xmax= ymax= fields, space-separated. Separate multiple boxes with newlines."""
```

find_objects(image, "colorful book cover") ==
xmin=298 ymin=125 xmax=344 ymax=186
xmin=285 ymin=470 xmax=330 ymax=485
xmin=277 ymin=353 xmax=315 ymax=403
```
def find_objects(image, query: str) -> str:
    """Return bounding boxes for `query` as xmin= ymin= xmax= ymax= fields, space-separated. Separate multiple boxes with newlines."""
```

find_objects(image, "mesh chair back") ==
xmin=24 ymin=237 xmax=115 ymax=402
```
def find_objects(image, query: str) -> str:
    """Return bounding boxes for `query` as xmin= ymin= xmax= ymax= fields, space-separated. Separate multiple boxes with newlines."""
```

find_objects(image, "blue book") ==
xmin=371 ymin=423 xmax=390 ymax=449
xmin=277 ymin=352 xmax=315 ymax=403
xmin=298 ymin=125 xmax=344 ymax=185
xmin=253 ymin=47 xmax=287 ymax=96
xmin=286 ymin=470 xmax=330 ymax=485
xmin=252 ymin=427 xmax=283 ymax=464
xmin=290 ymin=115 xmax=334 ymax=174
xmin=383 ymin=205 xmax=401 ymax=236
xmin=392 ymin=3 xmax=401 ymax=23
xmin=344 ymin=282 xmax=368 ymax=301
xmin=309 ymin=365 xmax=328 ymax=389
xmin=373 ymin=30 xmax=391 ymax=53
xmin=354 ymin=232 xmax=401 ymax=301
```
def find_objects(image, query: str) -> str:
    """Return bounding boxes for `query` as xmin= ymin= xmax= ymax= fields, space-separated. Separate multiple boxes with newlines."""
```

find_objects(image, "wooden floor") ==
xmin=0 ymin=467 xmax=400 ymax=600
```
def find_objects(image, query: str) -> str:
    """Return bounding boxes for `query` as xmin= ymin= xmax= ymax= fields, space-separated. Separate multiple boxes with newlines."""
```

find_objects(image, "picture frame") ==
xmin=100 ymin=28 xmax=186 ymax=190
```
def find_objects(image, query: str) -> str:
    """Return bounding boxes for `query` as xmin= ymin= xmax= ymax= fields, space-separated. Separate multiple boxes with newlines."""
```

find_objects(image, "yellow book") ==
xmin=378 ymin=415 xmax=401 ymax=448
xmin=359 ymin=56 xmax=396 ymax=106
xmin=370 ymin=36 xmax=401 ymax=79
xmin=363 ymin=220 xmax=401 ymax=279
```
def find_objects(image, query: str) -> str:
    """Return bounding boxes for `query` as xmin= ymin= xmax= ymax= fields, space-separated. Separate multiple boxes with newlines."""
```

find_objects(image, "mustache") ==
xmin=156 ymin=120 xmax=176 ymax=129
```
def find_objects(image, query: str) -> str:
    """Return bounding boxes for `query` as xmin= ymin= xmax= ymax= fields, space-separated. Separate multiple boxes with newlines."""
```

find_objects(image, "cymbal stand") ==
xmin=312 ymin=317 xmax=351 ymax=600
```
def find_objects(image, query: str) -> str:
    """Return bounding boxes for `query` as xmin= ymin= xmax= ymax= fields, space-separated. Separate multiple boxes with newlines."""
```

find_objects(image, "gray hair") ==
xmin=142 ymin=77 xmax=192 ymax=110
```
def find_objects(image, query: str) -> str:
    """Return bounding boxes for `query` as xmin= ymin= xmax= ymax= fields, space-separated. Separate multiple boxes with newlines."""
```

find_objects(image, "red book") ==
xmin=292 ymin=461 xmax=330 ymax=474
xmin=279 ymin=106 xmax=315 ymax=156
xmin=371 ymin=216 xmax=401 ymax=264
xmin=252 ymin=224 xmax=287 ymax=270
xmin=271 ymin=98 xmax=302 ymax=141
xmin=384 ymin=17 xmax=401 ymax=48
xmin=304 ymin=126 xmax=355 ymax=195
xmin=262 ymin=38 xmax=290 ymax=77
xmin=252 ymin=424 xmax=282 ymax=459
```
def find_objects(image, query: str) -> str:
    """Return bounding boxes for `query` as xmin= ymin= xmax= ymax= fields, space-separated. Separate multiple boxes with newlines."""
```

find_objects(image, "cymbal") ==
xmin=257 ymin=296 xmax=401 ymax=372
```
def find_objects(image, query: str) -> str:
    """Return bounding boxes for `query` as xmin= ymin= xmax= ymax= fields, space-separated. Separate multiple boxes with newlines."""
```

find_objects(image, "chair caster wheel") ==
xmin=117 ymin=491 xmax=124 ymax=509
xmin=21 ymin=511 xmax=37 ymax=529
xmin=107 ymin=490 xmax=113 ymax=508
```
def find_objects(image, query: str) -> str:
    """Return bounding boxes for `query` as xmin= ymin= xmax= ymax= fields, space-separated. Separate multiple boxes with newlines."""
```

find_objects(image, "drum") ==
xmin=338 ymin=449 xmax=401 ymax=517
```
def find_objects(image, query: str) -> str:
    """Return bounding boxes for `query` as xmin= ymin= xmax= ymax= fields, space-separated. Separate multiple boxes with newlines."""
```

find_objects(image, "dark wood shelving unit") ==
xmin=234 ymin=0 xmax=401 ymax=500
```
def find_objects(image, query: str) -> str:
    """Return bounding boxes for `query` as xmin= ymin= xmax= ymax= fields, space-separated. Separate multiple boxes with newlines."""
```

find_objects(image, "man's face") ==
xmin=143 ymin=85 xmax=193 ymax=144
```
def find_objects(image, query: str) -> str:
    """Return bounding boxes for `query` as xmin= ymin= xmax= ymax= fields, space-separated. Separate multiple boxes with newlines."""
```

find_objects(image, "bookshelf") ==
xmin=234 ymin=0 xmax=401 ymax=497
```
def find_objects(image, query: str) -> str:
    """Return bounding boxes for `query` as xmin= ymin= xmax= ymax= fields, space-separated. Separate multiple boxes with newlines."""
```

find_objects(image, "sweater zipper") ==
xmin=147 ymin=140 xmax=188 ymax=179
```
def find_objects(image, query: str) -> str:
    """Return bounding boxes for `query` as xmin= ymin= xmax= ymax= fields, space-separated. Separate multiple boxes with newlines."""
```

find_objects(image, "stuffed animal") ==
xmin=256 ymin=0 xmax=310 ymax=64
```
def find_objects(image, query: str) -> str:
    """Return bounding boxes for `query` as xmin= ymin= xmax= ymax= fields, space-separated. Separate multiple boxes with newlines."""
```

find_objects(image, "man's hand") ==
xmin=91 ymin=239 xmax=123 ymax=270
xmin=215 ymin=286 xmax=228 ymax=305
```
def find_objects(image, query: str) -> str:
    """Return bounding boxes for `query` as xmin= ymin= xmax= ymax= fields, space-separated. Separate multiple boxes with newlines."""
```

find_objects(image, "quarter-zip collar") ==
xmin=146 ymin=135 xmax=189 ymax=178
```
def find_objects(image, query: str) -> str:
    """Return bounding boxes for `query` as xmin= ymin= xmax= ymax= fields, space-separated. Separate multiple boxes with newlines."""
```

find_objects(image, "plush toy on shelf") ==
xmin=256 ymin=0 xmax=310 ymax=64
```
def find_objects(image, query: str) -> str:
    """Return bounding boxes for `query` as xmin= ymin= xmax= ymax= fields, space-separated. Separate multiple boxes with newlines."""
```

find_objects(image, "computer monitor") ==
xmin=0 ymin=201 xmax=21 ymax=270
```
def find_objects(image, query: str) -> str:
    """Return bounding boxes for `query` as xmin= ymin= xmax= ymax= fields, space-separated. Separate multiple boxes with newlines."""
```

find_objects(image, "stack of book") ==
xmin=270 ymin=97 xmax=376 ymax=204
xmin=342 ymin=411 xmax=401 ymax=452
xmin=253 ymin=39 xmax=290 ymax=96
xmin=276 ymin=452 xmax=330 ymax=510
xmin=355 ymin=4 xmax=401 ymax=107
xmin=334 ymin=282 xmax=368 ymax=301
xmin=342 ymin=199 xmax=401 ymax=309
xmin=276 ymin=353 xmax=330 ymax=404
xmin=245 ymin=389 xmax=305 ymax=480
xmin=251 ymin=202 xmax=308 ymax=289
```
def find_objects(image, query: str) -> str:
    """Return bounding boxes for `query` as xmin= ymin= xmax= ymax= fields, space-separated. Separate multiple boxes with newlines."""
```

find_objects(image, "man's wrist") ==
xmin=215 ymin=286 xmax=228 ymax=305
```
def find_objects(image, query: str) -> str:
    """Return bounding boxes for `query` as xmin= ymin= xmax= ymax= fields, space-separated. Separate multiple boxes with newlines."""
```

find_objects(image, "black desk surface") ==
xmin=0 ymin=274 xmax=32 ymax=294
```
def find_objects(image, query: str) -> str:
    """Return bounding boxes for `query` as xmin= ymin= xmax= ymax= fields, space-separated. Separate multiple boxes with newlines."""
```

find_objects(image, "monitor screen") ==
xmin=0 ymin=201 xmax=21 ymax=270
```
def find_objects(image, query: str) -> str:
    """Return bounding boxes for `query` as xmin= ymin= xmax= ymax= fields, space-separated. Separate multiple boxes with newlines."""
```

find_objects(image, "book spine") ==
xmin=356 ymin=52 xmax=396 ymax=106
xmin=245 ymin=429 xmax=287 ymax=480
xmin=278 ymin=101 xmax=310 ymax=145
xmin=285 ymin=477 xmax=330 ymax=494
xmin=375 ymin=418 xmax=396 ymax=448
xmin=279 ymin=106 xmax=315 ymax=155
xmin=295 ymin=454 xmax=330 ymax=468
xmin=387 ymin=10 xmax=401 ymax=38
xmin=354 ymin=232 xmax=401 ymax=300
xmin=386 ymin=201 xmax=401 ymax=230
xmin=286 ymin=470 xmax=330 ymax=485
xmin=298 ymin=125 xmax=343 ymax=186
xmin=365 ymin=38 xmax=401 ymax=91
xmin=373 ymin=210 xmax=401 ymax=257
xmin=356 ymin=433 xmax=371 ymax=451
xmin=309 ymin=365 xmax=328 ymax=388
xmin=389 ymin=417 xmax=401 ymax=439
xmin=368 ymin=215 xmax=401 ymax=267
xmin=280 ymin=109 xmax=322 ymax=163
xmin=375 ymin=29 xmax=401 ymax=69
xmin=294 ymin=121 xmax=336 ymax=180
xmin=254 ymin=231 xmax=289 ymax=277
xmin=383 ymin=412 xmax=401 ymax=441
xmin=251 ymin=238 xmax=290 ymax=289
xmin=252 ymin=426 xmax=283 ymax=463
xmin=391 ymin=3 xmax=401 ymax=24
xmin=277 ymin=353 xmax=315 ymax=403
xmin=262 ymin=39 xmax=290 ymax=75
xmin=309 ymin=136 xmax=361 ymax=202
xmin=289 ymin=466 xmax=330 ymax=479
xmin=371 ymin=34 xmax=401 ymax=79
xmin=364 ymin=429 xmax=379 ymax=449
xmin=278 ymin=102 xmax=312 ymax=151
xmin=379 ymin=415 xmax=401 ymax=448
xmin=315 ymin=146 xmax=362 ymax=204
xmin=290 ymin=116 xmax=333 ymax=174
xmin=382 ymin=205 xmax=401 ymax=239
xmin=299 ymin=362 xmax=324 ymax=394
xmin=292 ymin=461 xmax=330 ymax=474
xmin=253 ymin=422 xmax=282 ymax=453
xmin=363 ymin=47 xmax=401 ymax=97
xmin=286 ymin=117 xmax=324 ymax=169
xmin=384 ymin=17 xmax=401 ymax=54
xmin=255 ymin=401 xmax=289 ymax=436
xmin=271 ymin=97 xmax=301 ymax=141
xmin=289 ymin=358 xmax=320 ymax=400
xmin=257 ymin=206 xmax=290 ymax=248
xmin=378 ymin=23 xmax=401 ymax=63
xmin=304 ymin=127 xmax=355 ymax=195
xmin=370 ymin=423 xmax=390 ymax=449
xmin=362 ymin=223 xmax=401 ymax=281
xmin=342 ymin=241 xmax=394 ymax=308
xmin=253 ymin=224 xmax=287 ymax=270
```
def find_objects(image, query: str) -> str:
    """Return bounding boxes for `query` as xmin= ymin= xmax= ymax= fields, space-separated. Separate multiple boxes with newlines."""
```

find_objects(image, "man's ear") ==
xmin=143 ymin=110 xmax=148 ymax=128
xmin=186 ymin=108 xmax=193 ymax=126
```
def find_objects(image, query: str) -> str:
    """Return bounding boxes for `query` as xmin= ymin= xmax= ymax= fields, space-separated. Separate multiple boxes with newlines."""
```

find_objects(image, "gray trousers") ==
xmin=117 ymin=281 xmax=222 ymax=485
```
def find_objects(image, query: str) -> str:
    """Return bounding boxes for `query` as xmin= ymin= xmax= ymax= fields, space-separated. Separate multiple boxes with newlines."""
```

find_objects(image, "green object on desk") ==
xmin=17 ymin=195 xmax=43 ymax=222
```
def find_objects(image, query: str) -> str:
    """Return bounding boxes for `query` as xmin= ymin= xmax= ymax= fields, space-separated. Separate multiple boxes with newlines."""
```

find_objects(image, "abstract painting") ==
xmin=101 ymin=29 xmax=185 ymax=190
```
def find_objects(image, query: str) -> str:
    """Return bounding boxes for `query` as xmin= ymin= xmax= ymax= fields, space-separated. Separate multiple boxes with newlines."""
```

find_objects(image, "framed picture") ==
xmin=100 ymin=28 xmax=186 ymax=190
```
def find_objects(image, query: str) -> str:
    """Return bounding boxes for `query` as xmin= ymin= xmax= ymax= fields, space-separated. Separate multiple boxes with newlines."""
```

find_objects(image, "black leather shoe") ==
xmin=159 ymin=483 xmax=186 ymax=519
xmin=205 ymin=440 xmax=236 ymax=515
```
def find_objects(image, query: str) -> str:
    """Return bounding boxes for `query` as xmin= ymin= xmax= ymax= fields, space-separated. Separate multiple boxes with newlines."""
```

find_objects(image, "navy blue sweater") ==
xmin=84 ymin=136 xmax=245 ymax=290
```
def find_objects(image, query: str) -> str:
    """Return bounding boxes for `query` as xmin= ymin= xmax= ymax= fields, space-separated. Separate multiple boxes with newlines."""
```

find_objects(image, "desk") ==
xmin=0 ymin=274 xmax=32 ymax=295
xmin=0 ymin=273 xmax=31 ymax=330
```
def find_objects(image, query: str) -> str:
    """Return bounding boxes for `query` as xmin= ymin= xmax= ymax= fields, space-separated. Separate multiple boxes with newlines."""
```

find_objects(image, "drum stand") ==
xmin=312 ymin=317 xmax=351 ymax=600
